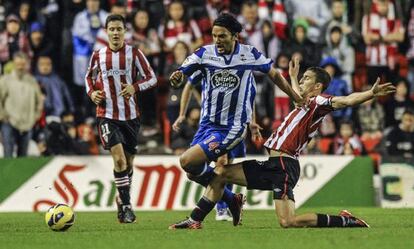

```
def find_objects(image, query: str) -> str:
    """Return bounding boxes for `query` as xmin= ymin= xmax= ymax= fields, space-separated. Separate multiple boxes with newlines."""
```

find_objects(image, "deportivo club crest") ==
xmin=211 ymin=69 xmax=240 ymax=92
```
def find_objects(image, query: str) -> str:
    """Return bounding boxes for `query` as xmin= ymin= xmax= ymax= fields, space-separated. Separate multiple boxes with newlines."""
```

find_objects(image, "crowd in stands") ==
xmin=0 ymin=0 xmax=413 ymax=165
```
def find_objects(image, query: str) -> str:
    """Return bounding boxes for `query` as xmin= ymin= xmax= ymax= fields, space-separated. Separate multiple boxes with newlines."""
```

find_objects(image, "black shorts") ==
xmin=96 ymin=117 xmax=140 ymax=154
xmin=242 ymin=156 xmax=300 ymax=201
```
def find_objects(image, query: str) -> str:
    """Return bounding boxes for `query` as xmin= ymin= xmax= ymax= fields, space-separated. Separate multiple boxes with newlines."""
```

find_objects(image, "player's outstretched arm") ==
xmin=268 ymin=67 xmax=304 ymax=105
xmin=172 ymin=82 xmax=193 ymax=132
xmin=331 ymin=78 xmax=396 ymax=109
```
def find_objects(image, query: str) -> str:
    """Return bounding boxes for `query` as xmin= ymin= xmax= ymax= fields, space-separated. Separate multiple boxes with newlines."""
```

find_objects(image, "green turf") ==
xmin=0 ymin=208 xmax=413 ymax=249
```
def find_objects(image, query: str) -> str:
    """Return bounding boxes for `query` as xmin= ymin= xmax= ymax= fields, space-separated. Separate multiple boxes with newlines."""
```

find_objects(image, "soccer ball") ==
xmin=45 ymin=204 xmax=75 ymax=231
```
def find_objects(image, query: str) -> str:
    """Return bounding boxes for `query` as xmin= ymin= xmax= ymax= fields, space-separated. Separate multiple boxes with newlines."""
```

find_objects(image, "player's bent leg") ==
xmin=179 ymin=144 xmax=209 ymax=174
xmin=274 ymin=197 xmax=301 ymax=228
xmin=180 ymin=145 xmax=218 ymax=187
xmin=274 ymin=198 xmax=369 ymax=228
xmin=214 ymin=163 xmax=248 ymax=186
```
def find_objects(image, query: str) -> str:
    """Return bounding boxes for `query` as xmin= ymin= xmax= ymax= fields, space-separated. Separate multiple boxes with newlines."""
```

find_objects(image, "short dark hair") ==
xmin=213 ymin=13 xmax=243 ymax=35
xmin=105 ymin=14 xmax=126 ymax=29
xmin=330 ymin=25 xmax=342 ymax=34
xmin=307 ymin=67 xmax=331 ymax=91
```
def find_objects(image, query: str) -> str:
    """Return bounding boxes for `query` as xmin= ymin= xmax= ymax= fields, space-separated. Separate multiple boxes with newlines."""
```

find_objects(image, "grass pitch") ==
xmin=0 ymin=207 xmax=413 ymax=249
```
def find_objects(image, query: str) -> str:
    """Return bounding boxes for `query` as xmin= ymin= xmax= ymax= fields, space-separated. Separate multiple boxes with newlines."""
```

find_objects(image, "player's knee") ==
xmin=214 ymin=165 xmax=226 ymax=178
xmin=214 ymin=166 xmax=231 ymax=181
xmin=114 ymin=157 xmax=127 ymax=169
xmin=279 ymin=218 xmax=295 ymax=228
xmin=179 ymin=154 xmax=190 ymax=169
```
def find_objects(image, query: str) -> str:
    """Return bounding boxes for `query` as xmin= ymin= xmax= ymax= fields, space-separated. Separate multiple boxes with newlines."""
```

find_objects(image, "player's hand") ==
xmin=371 ymin=78 xmax=396 ymax=97
xmin=289 ymin=56 xmax=300 ymax=79
xmin=119 ymin=84 xmax=135 ymax=99
xmin=91 ymin=90 xmax=104 ymax=105
xmin=172 ymin=115 xmax=185 ymax=132
xmin=249 ymin=122 xmax=263 ymax=142
xmin=170 ymin=70 xmax=184 ymax=88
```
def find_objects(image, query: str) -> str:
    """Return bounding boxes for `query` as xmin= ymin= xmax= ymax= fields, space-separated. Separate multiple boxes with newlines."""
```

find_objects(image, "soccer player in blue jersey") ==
xmin=172 ymin=81 xmax=262 ymax=221
xmin=169 ymin=13 xmax=302 ymax=229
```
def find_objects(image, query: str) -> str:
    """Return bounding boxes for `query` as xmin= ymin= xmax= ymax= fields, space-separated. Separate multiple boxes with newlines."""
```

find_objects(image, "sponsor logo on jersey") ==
xmin=101 ymin=69 xmax=131 ymax=77
xmin=211 ymin=70 xmax=240 ymax=92
xmin=208 ymin=56 xmax=221 ymax=62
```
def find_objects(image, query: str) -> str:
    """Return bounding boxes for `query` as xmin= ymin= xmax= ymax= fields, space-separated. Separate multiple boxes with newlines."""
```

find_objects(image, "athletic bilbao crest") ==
xmin=211 ymin=69 xmax=240 ymax=92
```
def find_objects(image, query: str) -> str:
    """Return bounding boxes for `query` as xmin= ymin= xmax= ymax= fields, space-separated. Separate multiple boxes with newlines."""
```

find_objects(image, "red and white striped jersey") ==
xmin=362 ymin=1 xmax=404 ymax=68
xmin=264 ymin=94 xmax=334 ymax=158
xmin=85 ymin=44 xmax=157 ymax=121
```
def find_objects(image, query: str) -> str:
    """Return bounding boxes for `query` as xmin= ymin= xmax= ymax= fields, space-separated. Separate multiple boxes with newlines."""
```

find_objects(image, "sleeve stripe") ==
xmin=85 ymin=50 xmax=99 ymax=96
xmin=133 ymin=48 xmax=157 ymax=92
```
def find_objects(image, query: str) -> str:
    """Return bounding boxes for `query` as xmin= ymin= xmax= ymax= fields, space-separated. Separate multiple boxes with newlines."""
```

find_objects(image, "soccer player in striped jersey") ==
xmin=174 ymin=57 xmax=395 ymax=229
xmin=85 ymin=14 xmax=157 ymax=223
xmin=168 ymin=13 xmax=302 ymax=229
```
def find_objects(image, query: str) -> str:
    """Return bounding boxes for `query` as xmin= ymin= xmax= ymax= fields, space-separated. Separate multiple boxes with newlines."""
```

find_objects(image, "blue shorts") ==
xmin=228 ymin=141 xmax=246 ymax=159
xmin=191 ymin=124 xmax=247 ymax=161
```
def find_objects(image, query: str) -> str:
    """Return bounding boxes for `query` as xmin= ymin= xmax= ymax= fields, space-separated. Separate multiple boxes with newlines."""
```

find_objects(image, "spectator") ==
xmin=384 ymin=109 xmax=414 ymax=159
xmin=0 ymin=14 xmax=32 ymax=70
xmin=60 ymin=0 xmax=85 ymax=88
xmin=362 ymin=0 xmax=405 ymax=84
xmin=71 ymin=0 xmax=107 ymax=121
xmin=43 ymin=112 xmax=90 ymax=155
xmin=77 ymin=123 xmax=99 ymax=155
xmin=238 ymin=0 xmax=261 ymax=42
xmin=28 ymin=22 xmax=55 ymax=71
xmin=159 ymin=0 xmax=203 ymax=52
xmin=283 ymin=18 xmax=321 ymax=69
xmin=303 ymin=135 xmax=323 ymax=155
xmin=71 ymin=0 xmax=107 ymax=87
xmin=322 ymin=25 xmax=355 ymax=90
xmin=407 ymin=1 xmax=414 ymax=96
xmin=257 ymin=0 xmax=288 ymax=40
xmin=285 ymin=0 xmax=331 ymax=43
xmin=249 ymin=19 xmax=281 ymax=62
xmin=356 ymin=92 xmax=385 ymax=141
xmin=272 ymin=52 xmax=290 ymax=129
xmin=0 ymin=0 xmax=6 ymax=32
xmin=164 ymin=41 xmax=200 ymax=123
xmin=130 ymin=8 xmax=162 ymax=127
xmin=18 ymin=1 xmax=36 ymax=34
xmin=330 ymin=120 xmax=363 ymax=156
xmin=0 ymin=52 xmax=43 ymax=157
xmin=205 ymin=0 xmax=230 ymax=22
xmin=130 ymin=8 xmax=161 ymax=69
xmin=321 ymin=0 xmax=359 ymax=46
xmin=321 ymin=56 xmax=352 ymax=128
xmin=35 ymin=55 xmax=75 ymax=118
xmin=384 ymin=78 xmax=414 ymax=128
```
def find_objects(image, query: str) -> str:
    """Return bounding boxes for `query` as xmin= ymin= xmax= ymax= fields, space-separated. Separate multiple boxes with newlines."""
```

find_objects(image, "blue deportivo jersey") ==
xmin=180 ymin=42 xmax=272 ymax=129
